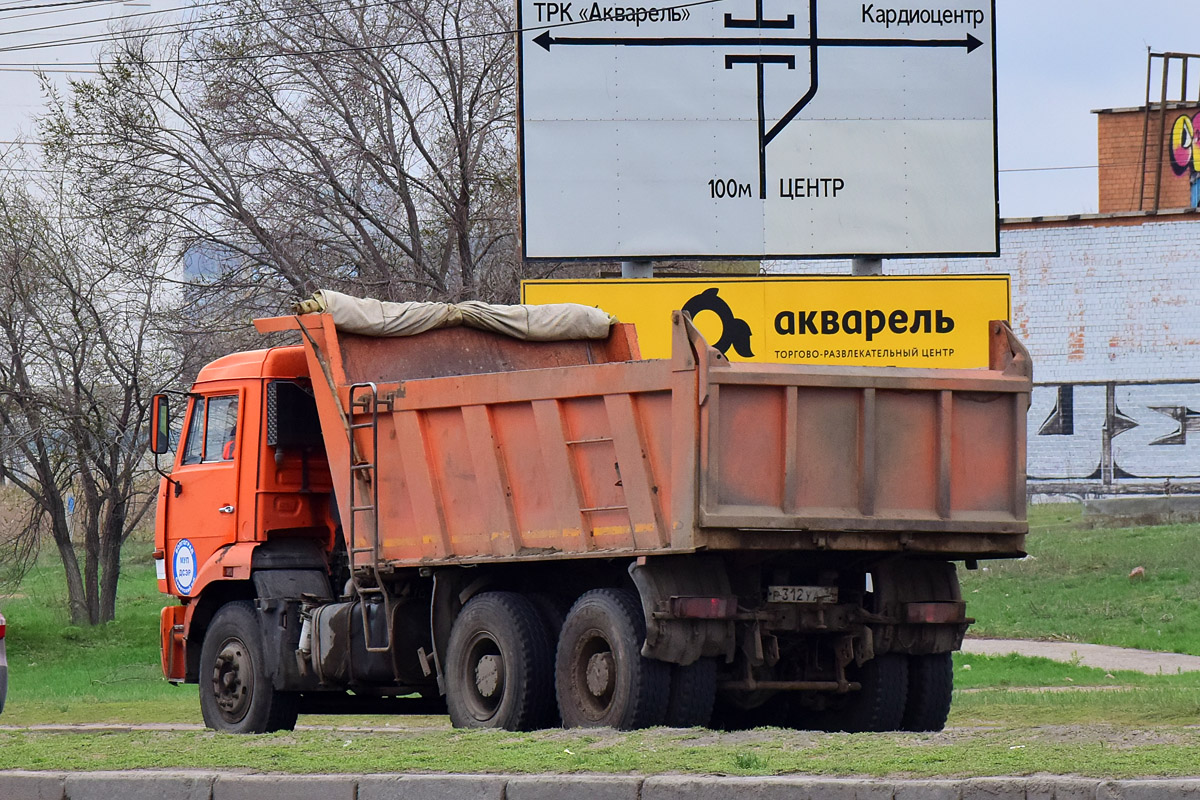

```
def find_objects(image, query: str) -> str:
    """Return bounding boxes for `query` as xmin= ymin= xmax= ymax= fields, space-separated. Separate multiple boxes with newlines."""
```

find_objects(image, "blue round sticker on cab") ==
xmin=173 ymin=539 xmax=197 ymax=595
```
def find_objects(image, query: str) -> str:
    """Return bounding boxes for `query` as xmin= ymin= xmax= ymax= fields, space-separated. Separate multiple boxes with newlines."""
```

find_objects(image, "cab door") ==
xmin=162 ymin=392 xmax=243 ymax=597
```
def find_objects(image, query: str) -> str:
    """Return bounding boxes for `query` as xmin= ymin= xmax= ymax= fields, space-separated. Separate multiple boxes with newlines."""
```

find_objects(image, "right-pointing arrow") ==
xmin=531 ymin=31 xmax=985 ymax=54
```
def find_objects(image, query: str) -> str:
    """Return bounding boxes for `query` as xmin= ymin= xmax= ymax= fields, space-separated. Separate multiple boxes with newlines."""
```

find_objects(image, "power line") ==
xmin=0 ymin=7 xmax=115 ymax=28
xmin=0 ymin=0 xmax=120 ymax=12
xmin=0 ymin=0 xmax=196 ymax=40
xmin=0 ymin=0 xmax=393 ymax=56
xmin=0 ymin=2 xmax=1165 ymax=184
xmin=0 ymin=0 xmax=326 ymax=50
xmin=0 ymin=0 xmax=137 ymax=24
xmin=0 ymin=140 xmax=1158 ymax=178
xmin=0 ymin=164 xmax=1123 ymax=175
xmin=0 ymin=65 xmax=98 ymax=71
xmin=1000 ymin=165 xmax=1101 ymax=174
xmin=0 ymin=0 xmax=728 ymax=68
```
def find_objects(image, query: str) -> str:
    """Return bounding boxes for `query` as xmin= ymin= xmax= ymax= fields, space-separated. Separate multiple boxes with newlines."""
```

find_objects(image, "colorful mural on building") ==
xmin=1170 ymin=114 xmax=1200 ymax=209
xmin=1171 ymin=114 xmax=1199 ymax=175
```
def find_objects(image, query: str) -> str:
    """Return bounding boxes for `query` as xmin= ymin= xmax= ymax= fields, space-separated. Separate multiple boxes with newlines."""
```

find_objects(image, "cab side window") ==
xmin=180 ymin=399 xmax=205 ymax=465
xmin=203 ymin=396 xmax=239 ymax=463
xmin=180 ymin=395 xmax=239 ymax=465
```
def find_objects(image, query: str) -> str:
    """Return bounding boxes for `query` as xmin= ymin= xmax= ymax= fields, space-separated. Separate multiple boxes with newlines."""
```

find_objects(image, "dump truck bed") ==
xmin=256 ymin=311 xmax=1030 ymax=568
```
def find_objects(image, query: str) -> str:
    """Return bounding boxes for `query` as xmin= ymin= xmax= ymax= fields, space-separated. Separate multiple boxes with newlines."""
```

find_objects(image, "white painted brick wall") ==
xmin=771 ymin=218 xmax=1200 ymax=384
xmin=769 ymin=217 xmax=1200 ymax=487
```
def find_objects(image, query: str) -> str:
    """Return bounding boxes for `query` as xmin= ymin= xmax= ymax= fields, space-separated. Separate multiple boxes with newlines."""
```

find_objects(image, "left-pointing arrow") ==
xmin=534 ymin=30 xmax=984 ymax=53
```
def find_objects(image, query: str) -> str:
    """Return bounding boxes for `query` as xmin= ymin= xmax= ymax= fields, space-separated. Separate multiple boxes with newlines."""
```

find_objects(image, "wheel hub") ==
xmin=475 ymin=653 xmax=503 ymax=698
xmin=211 ymin=639 xmax=252 ymax=722
xmin=585 ymin=652 xmax=615 ymax=697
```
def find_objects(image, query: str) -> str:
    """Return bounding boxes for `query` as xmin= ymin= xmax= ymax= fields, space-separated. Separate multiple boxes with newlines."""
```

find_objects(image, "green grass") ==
xmin=951 ymin=652 xmax=1195 ymax=690
xmin=6 ymin=505 xmax=1200 ymax=776
xmin=960 ymin=503 xmax=1200 ymax=654
xmin=950 ymin=653 xmax=1200 ymax=727
xmin=1 ymin=553 xmax=196 ymax=726
xmin=2 ymin=723 xmax=1200 ymax=777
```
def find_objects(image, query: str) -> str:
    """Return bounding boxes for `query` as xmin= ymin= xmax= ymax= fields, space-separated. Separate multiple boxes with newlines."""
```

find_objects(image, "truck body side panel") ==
xmin=697 ymin=366 xmax=1028 ymax=535
xmin=269 ymin=313 xmax=1029 ymax=569
xmin=371 ymin=377 xmax=674 ymax=561
xmin=366 ymin=384 xmax=677 ymax=561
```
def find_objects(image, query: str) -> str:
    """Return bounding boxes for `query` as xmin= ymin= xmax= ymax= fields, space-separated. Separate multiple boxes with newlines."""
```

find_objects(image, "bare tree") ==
xmin=44 ymin=0 xmax=524 ymax=308
xmin=0 ymin=435 xmax=44 ymax=599
xmin=0 ymin=0 xmax=559 ymax=622
xmin=0 ymin=156 xmax=183 ymax=624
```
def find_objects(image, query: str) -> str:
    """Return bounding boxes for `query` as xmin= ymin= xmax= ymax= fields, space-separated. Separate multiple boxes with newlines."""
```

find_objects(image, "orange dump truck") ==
xmin=150 ymin=296 xmax=1031 ymax=734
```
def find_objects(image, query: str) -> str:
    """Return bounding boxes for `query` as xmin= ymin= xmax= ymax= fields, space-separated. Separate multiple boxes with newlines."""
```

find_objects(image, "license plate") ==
xmin=766 ymin=585 xmax=838 ymax=604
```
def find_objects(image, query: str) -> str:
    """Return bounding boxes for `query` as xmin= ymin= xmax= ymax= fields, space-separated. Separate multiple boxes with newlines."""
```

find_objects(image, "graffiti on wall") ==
xmin=1170 ymin=114 xmax=1200 ymax=178
xmin=1029 ymin=382 xmax=1200 ymax=485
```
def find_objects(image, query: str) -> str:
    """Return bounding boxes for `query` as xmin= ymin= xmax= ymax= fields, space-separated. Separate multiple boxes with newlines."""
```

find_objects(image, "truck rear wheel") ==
xmin=900 ymin=652 xmax=954 ymax=732
xmin=527 ymin=593 xmax=570 ymax=727
xmin=445 ymin=592 xmax=555 ymax=731
xmin=810 ymin=653 xmax=908 ymax=733
xmin=664 ymin=658 xmax=717 ymax=727
xmin=555 ymin=588 xmax=669 ymax=730
xmin=711 ymin=690 xmax=786 ymax=731
xmin=199 ymin=601 xmax=298 ymax=734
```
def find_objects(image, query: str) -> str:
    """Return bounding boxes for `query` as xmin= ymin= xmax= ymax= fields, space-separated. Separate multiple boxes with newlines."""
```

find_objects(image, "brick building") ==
xmin=1097 ymin=103 xmax=1200 ymax=213
xmin=776 ymin=96 xmax=1200 ymax=495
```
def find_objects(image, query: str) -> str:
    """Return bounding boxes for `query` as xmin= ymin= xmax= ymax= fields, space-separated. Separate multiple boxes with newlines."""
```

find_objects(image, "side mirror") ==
xmin=150 ymin=394 xmax=172 ymax=455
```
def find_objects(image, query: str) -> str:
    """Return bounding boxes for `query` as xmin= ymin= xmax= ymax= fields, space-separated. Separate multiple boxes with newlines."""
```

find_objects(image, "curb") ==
xmin=4 ymin=772 xmax=1200 ymax=800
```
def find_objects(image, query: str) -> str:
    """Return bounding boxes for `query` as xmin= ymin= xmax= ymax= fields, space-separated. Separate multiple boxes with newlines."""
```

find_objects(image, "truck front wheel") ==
xmin=445 ymin=592 xmax=555 ymax=731
xmin=199 ymin=601 xmax=298 ymax=734
xmin=555 ymin=588 xmax=669 ymax=730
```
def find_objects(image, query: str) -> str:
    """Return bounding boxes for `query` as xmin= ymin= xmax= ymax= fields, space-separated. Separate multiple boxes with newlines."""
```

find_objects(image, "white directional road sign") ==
xmin=517 ymin=0 xmax=998 ymax=260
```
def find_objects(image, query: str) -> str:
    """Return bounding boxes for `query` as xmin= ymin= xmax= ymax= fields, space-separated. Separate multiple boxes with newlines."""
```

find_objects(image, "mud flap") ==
xmin=869 ymin=560 xmax=966 ymax=655
xmin=629 ymin=556 xmax=736 ymax=666
xmin=253 ymin=570 xmax=334 ymax=691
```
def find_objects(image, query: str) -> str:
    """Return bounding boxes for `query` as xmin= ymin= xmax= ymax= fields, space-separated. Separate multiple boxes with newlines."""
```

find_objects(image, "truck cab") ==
xmin=154 ymin=346 xmax=339 ymax=711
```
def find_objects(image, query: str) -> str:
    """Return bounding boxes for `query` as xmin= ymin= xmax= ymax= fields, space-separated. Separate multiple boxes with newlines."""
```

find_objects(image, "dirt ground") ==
xmin=0 ymin=721 xmax=1192 ymax=751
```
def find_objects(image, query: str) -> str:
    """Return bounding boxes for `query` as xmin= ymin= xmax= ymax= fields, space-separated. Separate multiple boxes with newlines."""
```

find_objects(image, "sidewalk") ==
xmin=961 ymin=638 xmax=1200 ymax=675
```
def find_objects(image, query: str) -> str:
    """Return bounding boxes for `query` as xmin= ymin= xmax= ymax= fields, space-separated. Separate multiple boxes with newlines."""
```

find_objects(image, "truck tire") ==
xmin=900 ymin=652 xmax=954 ymax=732
xmin=528 ymin=592 xmax=569 ymax=645
xmin=199 ymin=601 xmax=299 ymax=734
xmin=811 ymin=653 xmax=908 ymax=733
xmin=445 ymin=592 xmax=555 ymax=731
xmin=555 ymin=588 xmax=670 ymax=730
xmin=664 ymin=658 xmax=717 ymax=727
xmin=528 ymin=593 xmax=569 ymax=727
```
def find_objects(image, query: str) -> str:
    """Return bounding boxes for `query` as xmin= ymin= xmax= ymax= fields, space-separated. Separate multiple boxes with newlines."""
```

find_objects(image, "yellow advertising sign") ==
xmin=522 ymin=276 xmax=1010 ymax=368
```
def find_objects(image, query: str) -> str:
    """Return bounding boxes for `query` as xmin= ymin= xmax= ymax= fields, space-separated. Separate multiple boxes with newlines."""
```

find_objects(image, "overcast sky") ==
xmin=0 ymin=0 xmax=1196 ymax=219
xmin=996 ymin=1 xmax=1196 ymax=217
